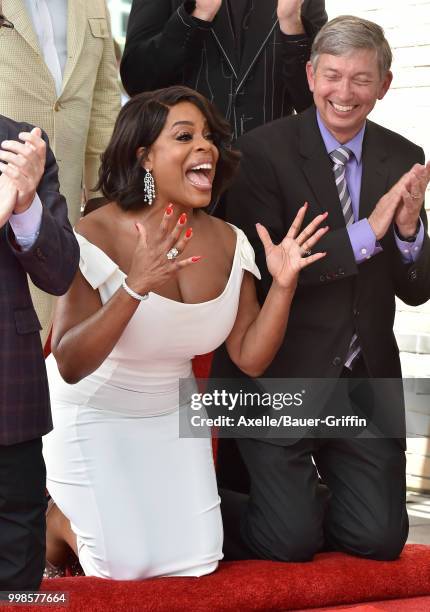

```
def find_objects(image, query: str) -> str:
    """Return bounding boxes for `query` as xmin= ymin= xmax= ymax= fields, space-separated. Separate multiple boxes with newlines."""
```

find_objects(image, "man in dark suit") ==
xmin=0 ymin=114 xmax=79 ymax=589
xmin=213 ymin=15 xmax=430 ymax=562
xmin=120 ymin=0 xmax=327 ymax=139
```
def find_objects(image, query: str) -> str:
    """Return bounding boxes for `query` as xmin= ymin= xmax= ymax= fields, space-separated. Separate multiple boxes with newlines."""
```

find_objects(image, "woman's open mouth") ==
xmin=185 ymin=163 xmax=214 ymax=192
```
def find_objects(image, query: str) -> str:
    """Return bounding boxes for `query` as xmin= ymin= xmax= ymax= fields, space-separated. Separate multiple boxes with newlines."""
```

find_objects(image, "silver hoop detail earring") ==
xmin=144 ymin=169 xmax=156 ymax=205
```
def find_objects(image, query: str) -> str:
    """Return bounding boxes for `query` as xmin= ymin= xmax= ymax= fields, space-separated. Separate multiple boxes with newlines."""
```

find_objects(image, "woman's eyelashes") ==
xmin=175 ymin=131 xmax=214 ymax=142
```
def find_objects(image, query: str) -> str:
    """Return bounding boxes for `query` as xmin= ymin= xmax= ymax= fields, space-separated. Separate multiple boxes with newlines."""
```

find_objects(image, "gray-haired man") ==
xmin=215 ymin=15 xmax=430 ymax=562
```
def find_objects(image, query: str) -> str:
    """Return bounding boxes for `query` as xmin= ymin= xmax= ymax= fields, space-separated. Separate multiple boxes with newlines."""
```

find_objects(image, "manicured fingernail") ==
xmin=185 ymin=228 xmax=192 ymax=238
xmin=179 ymin=213 xmax=187 ymax=225
xmin=191 ymin=256 xmax=202 ymax=263
xmin=166 ymin=204 xmax=173 ymax=215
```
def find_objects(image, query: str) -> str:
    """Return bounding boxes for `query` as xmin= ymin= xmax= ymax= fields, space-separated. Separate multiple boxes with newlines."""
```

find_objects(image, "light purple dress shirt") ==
xmin=9 ymin=194 xmax=43 ymax=250
xmin=316 ymin=111 xmax=424 ymax=264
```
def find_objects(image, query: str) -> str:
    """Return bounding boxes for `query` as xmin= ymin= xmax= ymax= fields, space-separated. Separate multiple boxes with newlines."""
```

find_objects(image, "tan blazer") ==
xmin=0 ymin=0 xmax=121 ymax=341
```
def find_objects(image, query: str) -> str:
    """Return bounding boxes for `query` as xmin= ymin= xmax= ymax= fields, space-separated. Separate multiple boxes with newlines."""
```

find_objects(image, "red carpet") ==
xmin=4 ymin=545 xmax=430 ymax=611
xmin=301 ymin=597 xmax=430 ymax=611
xmin=33 ymin=354 xmax=429 ymax=611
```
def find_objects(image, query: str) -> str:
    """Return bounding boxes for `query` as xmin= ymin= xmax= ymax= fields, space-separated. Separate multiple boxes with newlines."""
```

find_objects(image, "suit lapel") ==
xmin=211 ymin=2 xmax=238 ymax=80
xmin=299 ymin=107 xmax=347 ymax=229
xmin=235 ymin=0 xmax=278 ymax=92
xmin=359 ymin=121 xmax=389 ymax=220
xmin=4 ymin=0 xmax=41 ymax=57
xmin=62 ymin=0 xmax=86 ymax=91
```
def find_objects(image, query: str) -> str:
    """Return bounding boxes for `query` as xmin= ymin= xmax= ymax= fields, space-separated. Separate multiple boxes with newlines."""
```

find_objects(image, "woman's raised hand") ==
xmin=125 ymin=204 xmax=201 ymax=296
xmin=256 ymin=203 xmax=328 ymax=290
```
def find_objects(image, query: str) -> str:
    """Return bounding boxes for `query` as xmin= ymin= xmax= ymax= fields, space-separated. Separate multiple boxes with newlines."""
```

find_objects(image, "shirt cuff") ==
xmin=9 ymin=193 xmax=43 ymax=250
xmin=347 ymin=218 xmax=383 ymax=264
xmin=279 ymin=33 xmax=309 ymax=42
xmin=395 ymin=219 xmax=424 ymax=263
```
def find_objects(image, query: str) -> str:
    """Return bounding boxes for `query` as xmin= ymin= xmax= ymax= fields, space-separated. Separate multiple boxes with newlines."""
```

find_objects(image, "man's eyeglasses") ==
xmin=0 ymin=15 xmax=13 ymax=29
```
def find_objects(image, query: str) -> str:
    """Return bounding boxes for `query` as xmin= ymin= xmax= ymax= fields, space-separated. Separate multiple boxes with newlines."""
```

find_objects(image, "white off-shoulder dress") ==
xmin=43 ymin=224 xmax=260 ymax=580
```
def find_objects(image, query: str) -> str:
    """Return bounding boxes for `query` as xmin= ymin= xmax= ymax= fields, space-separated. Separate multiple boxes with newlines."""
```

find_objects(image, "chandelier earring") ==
xmin=143 ymin=168 xmax=156 ymax=206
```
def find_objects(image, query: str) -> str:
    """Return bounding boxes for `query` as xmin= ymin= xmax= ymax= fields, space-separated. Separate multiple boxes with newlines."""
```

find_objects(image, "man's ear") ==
xmin=378 ymin=70 xmax=393 ymax=100
xmin=306 ymin=61 xmax=315 ymax=92
xmin=136 ymin=146 xmax=152 ymax=170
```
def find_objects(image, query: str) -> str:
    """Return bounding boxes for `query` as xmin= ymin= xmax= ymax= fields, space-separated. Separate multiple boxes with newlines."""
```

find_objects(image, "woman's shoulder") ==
xmin=203 ymin=214 xmax=261 ymax=279
xmin=204 ymin=214 xmax=237 ymax=255
xmin=74 ymin=203 xmax=117 ymax=251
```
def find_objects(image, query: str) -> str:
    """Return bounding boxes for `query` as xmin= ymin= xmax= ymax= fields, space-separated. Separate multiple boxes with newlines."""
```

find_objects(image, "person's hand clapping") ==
xmin=277 ymin=0 xmax=305 ymax=34
xmin=0 ymin=173 xmax=18 ymax=229
xmin=192 ymin=0 xmax=222 ymax=22
xmin=256 ymin=203 xmax=328 ymax=291
xmin=125 ymin=204 xmax=201 ymax=297
xmin=395 ymin=161 xmax=430 ymax=239
xmin=0 ymin=127 xmax=46 ymax=218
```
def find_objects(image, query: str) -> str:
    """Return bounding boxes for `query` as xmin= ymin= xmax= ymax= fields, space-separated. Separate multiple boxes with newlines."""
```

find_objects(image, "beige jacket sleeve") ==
xmin=85 ymin=5 xmax=121 ymax=202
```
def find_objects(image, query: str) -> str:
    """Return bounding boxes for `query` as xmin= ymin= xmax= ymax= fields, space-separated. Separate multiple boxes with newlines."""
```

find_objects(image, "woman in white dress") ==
xmin=43 ymin=86 xmax=328 ymax=580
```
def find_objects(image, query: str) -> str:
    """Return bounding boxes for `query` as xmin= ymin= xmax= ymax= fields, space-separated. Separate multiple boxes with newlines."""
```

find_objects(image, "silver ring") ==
xmin=166 ymin=247 xmax=179 ymax=260
xmin=303 ymin=248 xmax=312 ymax=257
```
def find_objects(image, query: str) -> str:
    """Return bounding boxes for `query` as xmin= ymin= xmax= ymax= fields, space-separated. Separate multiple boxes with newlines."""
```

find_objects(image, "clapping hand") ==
xmin=395 ymin=161 xmax=430 ymax=238
xmin=277 ymin=0 xmax=305 ymax=33
xmin=0 ymin=172 xmax=18 ymax=229
xmin=0 ymin=127 xmax=46 ymax=226
xmin=192 ymin=0 xmax=222 ymax=22
xmin=256 ymin=203 xmax=328 ymax=290
xmin=125 ymin=204 xmax=201 ymax=296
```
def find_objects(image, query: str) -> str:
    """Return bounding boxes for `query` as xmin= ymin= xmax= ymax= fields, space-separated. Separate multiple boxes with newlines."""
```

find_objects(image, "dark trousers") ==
xmin=220 ymin=360 xmax=408 ymax=562
xmin=0 ymin=438 xmax=47 ymax=590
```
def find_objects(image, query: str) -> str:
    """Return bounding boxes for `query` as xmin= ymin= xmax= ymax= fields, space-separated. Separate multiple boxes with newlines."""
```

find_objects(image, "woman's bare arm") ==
xmin=226 ymin=205 xmax=328 ymax=377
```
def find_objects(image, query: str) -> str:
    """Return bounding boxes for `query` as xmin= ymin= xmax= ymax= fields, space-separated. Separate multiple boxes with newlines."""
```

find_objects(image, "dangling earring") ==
xmin=143 ymin=168 xmax=155 ymax=205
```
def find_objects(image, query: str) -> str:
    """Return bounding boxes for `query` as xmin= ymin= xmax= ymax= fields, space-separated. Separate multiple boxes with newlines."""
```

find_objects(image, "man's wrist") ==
xmin=13 ymin=197 xmax=35 ymax=215
xmin=191 ymin=2 xmax=219 ymax=22
xmin=395 ymin=222 xmax=419 ymax=241
xmin=192 ymin=10 xmax=217 ymax=22
xmin=278 ymin=17 xmax=305 ymax=35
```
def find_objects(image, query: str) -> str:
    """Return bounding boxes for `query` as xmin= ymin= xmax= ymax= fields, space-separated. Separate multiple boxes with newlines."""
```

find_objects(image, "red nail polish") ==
xmin=166 ymin=204 xmax=173 ymax=215
xmin=191 ymin=256 xmax=202 ymax=263
xmin=179 ymin=213 xmax=187 ymax=225
xmin=185 ymin=228 xmax=192 ymax=238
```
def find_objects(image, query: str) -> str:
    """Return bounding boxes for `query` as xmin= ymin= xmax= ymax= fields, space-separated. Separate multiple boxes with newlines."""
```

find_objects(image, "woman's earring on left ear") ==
xmin=144 ymin=169 xmax=156 ymax=206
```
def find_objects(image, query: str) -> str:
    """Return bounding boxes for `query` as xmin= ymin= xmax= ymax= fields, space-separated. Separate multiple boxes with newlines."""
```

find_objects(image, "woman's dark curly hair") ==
xmin=95 ymin=86 xmax=241 ymax=210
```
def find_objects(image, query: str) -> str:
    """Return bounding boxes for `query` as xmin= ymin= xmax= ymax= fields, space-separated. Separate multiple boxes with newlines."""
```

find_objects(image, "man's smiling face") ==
xmin=306 ymin=49 xmax=393 ymax=143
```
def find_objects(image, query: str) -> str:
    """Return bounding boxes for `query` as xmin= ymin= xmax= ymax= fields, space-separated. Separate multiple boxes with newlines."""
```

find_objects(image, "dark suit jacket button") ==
xmin=320 ymin=275 xmax=325 ymax=282
xmin=353 ymin=309 xmax=359 ymax=316
xmin=326 ymin=272 xmax=333 ymax=280
xmin=337 ymin=267 xmax=345 ymax=275
xmin=332 ymin=357 xmax=342 ymax=366
xmin=409 ymin=269 xmax=418 ymax=281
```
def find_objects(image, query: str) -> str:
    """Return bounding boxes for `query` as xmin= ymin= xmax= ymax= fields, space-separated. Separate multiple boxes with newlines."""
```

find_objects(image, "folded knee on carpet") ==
xmin=102 ymin=551 xmax=153 ymax=581
xmin=244 ymin=518 xmax=323 ymax=562
xmin=332 ymin=521 xmax=407 ymax=561
xmin=356 ymin=527 xmax=406 ymax=561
